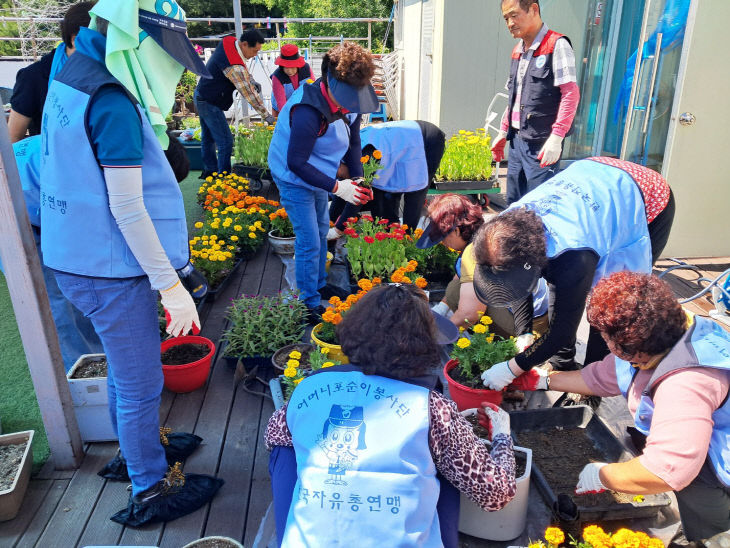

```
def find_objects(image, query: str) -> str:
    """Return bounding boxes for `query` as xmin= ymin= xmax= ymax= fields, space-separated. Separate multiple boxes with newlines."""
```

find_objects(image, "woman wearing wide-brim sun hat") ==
xmin=271 ymin=44 xmax=312 ymax=115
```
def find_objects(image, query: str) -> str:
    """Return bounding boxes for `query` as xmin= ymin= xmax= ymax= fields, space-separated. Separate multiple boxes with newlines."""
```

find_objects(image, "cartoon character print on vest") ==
xmin=317 ymin=404 xmax=367 ymax=485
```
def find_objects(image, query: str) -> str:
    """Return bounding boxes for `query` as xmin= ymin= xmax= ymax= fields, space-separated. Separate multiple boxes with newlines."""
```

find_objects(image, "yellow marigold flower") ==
xmin=456 ymin=337 xmax=471 ymax=349
xmin=248 ymin=232 xmax=257 ymax=239
xmin=473 ymin=324 xmax=487 ymax=334
xmin=210 ymin=235 xmax=217 ymax=241
xmin=200 ymin=252 xmax=209 ymax=259
xmin=480 ymin=315 xmax=493 ymax=325
xmin=486 ymin=335 xmax=495 ymax=344
xmin=286 ymin=359 xmax=299 ymax=368
xmin=231 ymin=235 xmax=239 ymax=241
xmin=194 ymin=221 xmax=204 ymax=229
xmin=209 ymin=255 xmax=217 ymax=262
xmin=288 ymin=350 xmax=302 ymax=359
xmin=647 ymin=539 xmax=664 ymax=548
xmin=254 ymin=221 xmax=263 ymax=228
xmin=477 ymin=310 xmax=484 ymax=317
xmin=632 ymin=494 xmax=645 ymax=503
xmin=610 ymin=529 xmax=641 ymax=548
xmin=528 ymin=543 xmax=546 ymax=548
xmin=544 ymin=527 xmax=565 ymax=546
xmin=248 ymin=225 xmax=255 ymax=231
xmin=212 ymin=172 xmax=218 ymax=176
xmin=293 ymin=378 xmax=303 ymax=385
xmin=212 ymin=208 xmax=219 ymax=214
xmin=320 ymin=347 xmax=330 ymax=355
xmin=322 ymin=361 xmax=334 ymax=368
xmin=234 ymin=225 xmax=242 ymax=231
xmin=284 ymin=367 xmax=297 ymax=378
xmin=224 ymin=251 xmax=233 ymax=258
xmin=205 ymin=176 xmax=213 ymax=182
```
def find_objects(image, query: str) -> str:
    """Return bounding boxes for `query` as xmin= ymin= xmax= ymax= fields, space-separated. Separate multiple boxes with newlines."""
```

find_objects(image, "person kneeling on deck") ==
xmin=266 ymin=284 xmax=516 ymax=547
xmin=511 ymin=272 xmax=730 ymax=543
xmin=40 ymin=0 xmax=222 ymax=526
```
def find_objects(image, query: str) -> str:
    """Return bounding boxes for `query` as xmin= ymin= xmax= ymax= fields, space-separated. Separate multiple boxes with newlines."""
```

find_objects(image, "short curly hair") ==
xmin=587 ymin=272 xmax=686 ymax=358
xmin=322 ymin=41 xmax=375 ymax=87
xmin=336 ymin=284 xmax=441 ymax=378
xmin=427 ymin=194 xmax=484 ymax=244
xmin=473 ymin=208 xmax=547 ymax=269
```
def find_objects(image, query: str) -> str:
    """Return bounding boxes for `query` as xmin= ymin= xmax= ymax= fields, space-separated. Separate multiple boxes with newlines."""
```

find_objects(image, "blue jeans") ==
xmin=53 ymin=272 xmax=168 ymax=495
xmin=506 ymin=135 xmax=559 ymax=204
xmin=194 ymin=89 xmax=233 ymax=174
xmin=276 ymin=180 xmax=329 ymax=308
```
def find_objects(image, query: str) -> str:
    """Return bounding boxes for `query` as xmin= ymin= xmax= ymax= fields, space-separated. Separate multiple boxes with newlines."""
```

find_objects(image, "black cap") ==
xmin=138 ymin=9 xmax=211 ymax=78
xmin=416 ymin=219 xmax=452 ymax=249
xmin=473 ymin=261 xmax=541 ymax=308
xmin=432 ymin=309 xmax=459 ymax=345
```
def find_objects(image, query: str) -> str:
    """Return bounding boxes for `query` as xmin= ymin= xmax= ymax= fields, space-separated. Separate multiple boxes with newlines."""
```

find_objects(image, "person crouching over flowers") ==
xmin=265 ymin=283 xmax=516 ymax=547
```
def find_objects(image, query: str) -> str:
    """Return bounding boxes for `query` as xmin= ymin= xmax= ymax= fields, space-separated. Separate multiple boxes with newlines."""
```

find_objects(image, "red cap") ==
xmin=275 ymin=43 xmax=306 ymax=68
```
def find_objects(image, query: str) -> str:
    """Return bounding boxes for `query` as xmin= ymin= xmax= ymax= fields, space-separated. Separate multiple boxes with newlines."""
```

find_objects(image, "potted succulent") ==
xmin=444 ymin=314 xmax=518 ymax=410
xmin=222 ymin=292 xmax=308 ymax=369
xmin=267 ymin=207 xmax=296 ymax=256
xmin=434 ymin=128 xmax=496 ymax=190
xmin=0 ymin=429 xmax=34 ymax=521
xmin=161 ymin=335 xmax=216 ymax=393
xmin=458 ymin=409 xmax=532 ymax=541
xmin=66 ymin=354 xmax=117 ymax=442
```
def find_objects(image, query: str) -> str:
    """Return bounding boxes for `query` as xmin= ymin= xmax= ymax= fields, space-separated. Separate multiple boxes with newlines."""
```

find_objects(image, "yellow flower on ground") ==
xmin=456 ymin=337 xmax=471 ymax=349
xmin=322 ymin=362 xmax=334 ymax=368
xmin=283 ymin=367 xmax=297 ymax=378
xmin=289 ymin=350 xmax=302 ymax=360
xmin=632 ymin=494 xmax=645 ymax=503
xmin=473 ymin=324 xmax=487 ymax=334
xmin=544 ymin=527 xmax=565 ymax=546
xmin=480 ymin=315 xmax=493 ymax=325
xmin=194 ymin=221 xmax=203 ymax=229
xmin=286 ymin=359 xmax=299 ymax=368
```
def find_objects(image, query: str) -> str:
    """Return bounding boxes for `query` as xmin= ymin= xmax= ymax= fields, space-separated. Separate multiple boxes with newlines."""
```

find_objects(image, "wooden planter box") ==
xmin=67 ymin=354 xmax=117 ymax=442
xmin=0 ymin=430 xmax=34 ymax=521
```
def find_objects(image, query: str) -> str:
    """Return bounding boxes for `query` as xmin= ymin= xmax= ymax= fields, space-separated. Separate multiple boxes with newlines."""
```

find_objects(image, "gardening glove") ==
xmin=508 ymin=367 xmax=549 ymax=391
xmin=176 ymin=261 xmax=209 ymax=300
xmin=515 ymin=333 xmax=535 ymax=353
xmin=491 ymin=130 xmax=507 ymax=163
xmin=252 ymin=80 xmax=262 ymax=94
xmin=160 ymin=281 xmax=201 ymax=338
xmin=334 ymin=178 xmax=371 ymax=205
xmin=477 ymin=402 xmax=510 ymax=440
xmin=537 ymin=133 xmax=563 ymax=167
xmin=431 ymin=301 xmax=451 ymax=316
xmin=264 ymin=114 xmax=275 ymax=125
xmin=575 ymin=462 xmax=608 ymax=495
xmin=481 ymin=360 xmax=518 ymax=390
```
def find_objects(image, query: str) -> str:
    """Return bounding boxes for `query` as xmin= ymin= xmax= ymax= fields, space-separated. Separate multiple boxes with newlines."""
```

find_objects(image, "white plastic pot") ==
xmin=458 ymin=409 xmax=532 ymax=541
xmin=67 ymin=354 xmax=117 ymax=442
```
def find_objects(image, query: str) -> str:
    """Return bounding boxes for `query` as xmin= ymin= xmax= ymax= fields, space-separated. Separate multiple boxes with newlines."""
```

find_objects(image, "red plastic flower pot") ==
xmin=161 ymin=335 xmax=215 ymax=393
xmin=444 ymin=359 xmax=503 ymax=411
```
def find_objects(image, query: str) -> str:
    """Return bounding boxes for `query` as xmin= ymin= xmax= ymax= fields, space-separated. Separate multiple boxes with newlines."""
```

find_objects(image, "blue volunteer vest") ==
xmin=13 ymin=136 xmax=41 ymax=227
xmin=268 ymin=81 xmax=351 ymax=189
xmin=40 ymin=51 xmax=188 ymax=278
xmin=615 ymin=316 xmax=730 ymax=487
xmin=507 ymin=159 xmax=652 ymax=287
xmin=271 ymin=64 xmax=312 ymax=111
xmin=360 ymin=120 xmax=429 ymax=193
xmin=284 ymin=368 xmax=442 ymax=547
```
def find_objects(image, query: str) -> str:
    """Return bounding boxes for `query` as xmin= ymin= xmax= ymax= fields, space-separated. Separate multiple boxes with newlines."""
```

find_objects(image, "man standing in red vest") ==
xmin=491 ymin=0 xmax=580 ymax=204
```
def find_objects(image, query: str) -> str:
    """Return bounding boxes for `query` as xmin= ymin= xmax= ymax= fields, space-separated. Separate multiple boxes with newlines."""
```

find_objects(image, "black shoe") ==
xmin=110 ymin=465 xmax=223 ymax=527
xmin=199 ymin=170 xmax=215 ymax=180
xmin=318 ymin=283 xmax=349 ymax=301
xmin=98 ymin=431 xmax=203 ymax=482
xmin=306 ymin=305 xmax=326 ymax=325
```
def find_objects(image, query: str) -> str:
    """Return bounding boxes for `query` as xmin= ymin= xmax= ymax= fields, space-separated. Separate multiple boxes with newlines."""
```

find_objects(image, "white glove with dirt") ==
xmin=515 ymin=333 xmax=536 ymax=352
xmin=481 ymin=360 xmax=518 ymax=390
xmin=537 ymin=133 xmax=564 ymax=167
xmin=575 ymin=462 xmax=608 ymax=494
xmin=334 ymin=178 xmax=370 ymax=205
xmin=160 ymin=281 xmax=200 ymax=337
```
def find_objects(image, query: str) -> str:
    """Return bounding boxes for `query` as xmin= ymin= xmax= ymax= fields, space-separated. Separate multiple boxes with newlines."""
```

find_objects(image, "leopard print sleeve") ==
xmin=429 ymin=391 xmax=516 ymax=511
xmin=265 ymin=404 xmax=293 ymax=451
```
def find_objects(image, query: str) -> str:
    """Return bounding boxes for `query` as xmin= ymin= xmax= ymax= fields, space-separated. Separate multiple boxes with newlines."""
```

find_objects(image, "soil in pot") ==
xmin=161 ymin=343 xmax=210 ymax=365
xmin=273 ymin=344 xmax=313 ymax=370
xmin=517 ymin=427 xmax=633 ymax=506
xmin=448 ymin=365 xmax=485 ymax=390
xmin=71 ymin=357 xmax=108 ymax=378
xmin=465 ymin=414 xmax=527 ymax=477
xmin=0 ymin=442 xmax=27 ymax=490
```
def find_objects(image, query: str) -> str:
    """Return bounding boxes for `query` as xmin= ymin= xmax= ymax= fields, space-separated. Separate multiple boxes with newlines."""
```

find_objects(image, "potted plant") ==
xmin=434 ymin=128 xmax=496 ymax=190
xmin=271 ymin=342 xmax=314 ymax=372
xmin=189 ymin=234 xmax=241 ymax=300
xmin=232 ymin=122 xmax=275 ymax=185
xmin=458 ymin=409 xmax=532 ymax=541
xmin=67 ymin=354 xmax=117 ymax=442
xmin=222 ymin=292 xmax=308 ymax=369
xmin=0 ymin=429 xmax=34 ymax=521
xmin=528 ymin=525 xmax=665 ymax=548
xmin=161 ymin=335 xmax=216 ymax=393
xmin=444 ymin=314 xmax=518 ymax=410
xmin=344 ymin=215 xmax=409 ymax=281
xmin=183 ymin=536 xmax=243 ymax=548
xmin=278 ymin=346 xmax=340 ymax=402
xmin=268 ymin=207 xmax=296 ymax=256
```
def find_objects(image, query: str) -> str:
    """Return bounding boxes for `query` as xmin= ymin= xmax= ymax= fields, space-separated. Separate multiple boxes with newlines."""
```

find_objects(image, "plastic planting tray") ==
xmin=432 ymin=176 xmax=498 ymax=191
xmin=509 ymin=405 xmax=671 ymax=522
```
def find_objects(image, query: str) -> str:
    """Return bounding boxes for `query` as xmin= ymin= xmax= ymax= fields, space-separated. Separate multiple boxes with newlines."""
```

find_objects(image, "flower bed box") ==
xmin=67 ymin=354 xmax=117 ymax=442
xmin=432 ymin=177 xmax=498 ymax=191
xmin=0 ymin=430 xmax=34 ymax=521
xmin=205 ymin=259 xmax=243 ymax=303
xmin=179 ymin=139 xmax=204 ymax=171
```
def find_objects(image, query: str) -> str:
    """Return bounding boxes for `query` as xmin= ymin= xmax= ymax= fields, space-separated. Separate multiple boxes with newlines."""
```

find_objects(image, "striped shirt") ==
xmin=223 ymin=60 xmax=271 ymax=121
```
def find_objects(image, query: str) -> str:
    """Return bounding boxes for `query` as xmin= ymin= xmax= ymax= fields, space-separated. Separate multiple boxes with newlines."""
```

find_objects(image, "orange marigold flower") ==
xmin=415 ymin=277 xmax=427 ymax=289
xmin=391 ymin=271 xmax=404 ymax=283
xmin=332 ymin=313 xmax=343 ymax=325
xmin=357 ymin=279 xmax=373 ymax=291
xmin=544 ymin=527 xmax=565 ymax=546
xmin=402 ymin=276 xmax=411 ymax=284
xmin=361 ymin=155 xmax=370 ymax=163
xmin=372 ymin=149 xmax=382 ymax=160
xmin=372 ymin=277 xmax=382 ymax=285
xmin=329 ymin=296 xmax=342 ymax=305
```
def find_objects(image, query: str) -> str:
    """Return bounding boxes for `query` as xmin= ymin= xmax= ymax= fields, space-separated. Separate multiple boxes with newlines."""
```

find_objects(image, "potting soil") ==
xmin=161 ymin=343 xmax=210 ymax=365
xmin=0 ymin=442 xmax=26 ymax=490
xmin=72 ymin=357 xmax=108 ymax=378
xmin=517 ymin=427 xmax=634 ymax=506
xmin=465 ymin=414 xmax=527 ymax=477
xmin=273 ymin=344 xmax=313 ymax=370
xmin=448 ymin=366 xmax=484 ymax=389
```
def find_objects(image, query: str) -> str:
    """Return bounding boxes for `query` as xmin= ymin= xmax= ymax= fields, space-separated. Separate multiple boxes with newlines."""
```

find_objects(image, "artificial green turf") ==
xmin=0 ymin=170 xmax=204 ymax=473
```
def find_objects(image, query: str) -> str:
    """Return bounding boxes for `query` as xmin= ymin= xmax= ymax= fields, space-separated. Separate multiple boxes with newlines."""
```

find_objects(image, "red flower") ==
xmin=377 ymin=219 xmax=389 ymax=225
xmin=375 ymin=232 xmax=388 ymax=241
xmin=364 ymin=236 xmax=375 ymax=244
xmin=361 ymin=214 xmax=374 ymax=222
xmin=392 ymin=233 xmax=404 ymax=241
xmin=350 ymin=232 xmax=359 ymax=239
xmin=347 ymin=217 xmax=359 ymax=224
xmin=389 ymin=222 xmax=401 ymax=229
xmin=344 ymin=228 xmax=357 ymax=237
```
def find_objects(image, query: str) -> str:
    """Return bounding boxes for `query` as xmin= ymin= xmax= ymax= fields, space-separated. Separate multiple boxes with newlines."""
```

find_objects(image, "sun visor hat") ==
xmin=431 ymin=309 xmax=459 ymax=345
xmin=138 ymin=9 xmax=211 ymax=78
xmin=327 ymin=73 xmax=379 ymax=114
xmin=473 ymin=261 xmax=541 ymax=308
xmin=416 ymin=219 xmax=451 ymax=249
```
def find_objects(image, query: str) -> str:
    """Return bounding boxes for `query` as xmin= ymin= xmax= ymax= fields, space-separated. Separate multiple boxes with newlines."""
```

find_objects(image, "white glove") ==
xmin=481 ymin=360 xmax=518 ymax=390
xmin=537 ymin=133 xmax=563 ymax=167
xmin=431 ymin=301 xmax=451 ymax=316
xmin=575 ymin=462 xmax=608 ymax=494
xmin=515 ymin=333 xmax=535 ymax=353
xmin=491 ymin=130 xmax=508 ymax=163
xmin=478 ymin=402 xmax=511 ymax=439
xmin=160 ymin=281 xmax=200 ymax=337
xmin=334 ymin=178 xmax=370 ymax=205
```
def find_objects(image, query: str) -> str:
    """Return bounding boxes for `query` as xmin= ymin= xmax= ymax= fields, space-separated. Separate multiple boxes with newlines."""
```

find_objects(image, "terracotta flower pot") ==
xmin=161 ymin=336 xmax=215 ymax=393
xmin=444 ymin=359 xmax=503 ymax=410
xmin=268 ymin=229 xmax=295 ymax=256
xmin=310 ymin=323 xmax=349 ymax=364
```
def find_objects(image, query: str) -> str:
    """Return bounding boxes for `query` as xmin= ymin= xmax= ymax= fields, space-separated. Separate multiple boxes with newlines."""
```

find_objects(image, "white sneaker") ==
xmin=327 ymin=227 xmax=343 ymax=241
